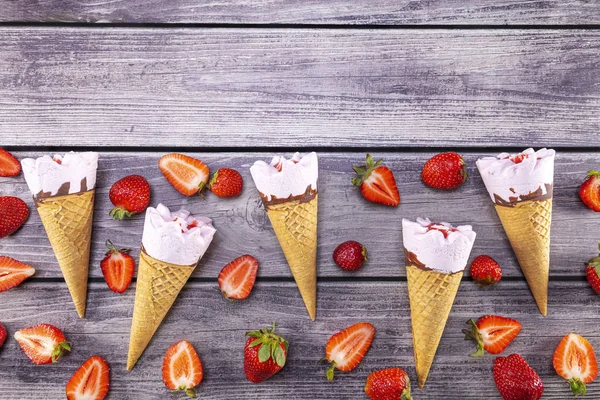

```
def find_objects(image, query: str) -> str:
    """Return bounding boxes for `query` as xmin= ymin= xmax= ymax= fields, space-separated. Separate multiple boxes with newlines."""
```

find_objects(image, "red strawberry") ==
xmin=100 ymin=240 xmax=135 ymax=294
xmin=0 ymin=322 xmax=6 ymax=349
xmin=209 ymin=168 xmax=243 ymax=198
xmin=333 ymin=241 xmax=368 ymax=271
xmin=585 ymin=242 xmax=600 ymax=295
xmin=494 ymin=354 xmax=544 ymax=400
xmin=66 ymin=356 xmax=110 ymax=400
xmin=365 ymin=368 xmax=413 ymax=400
xmin=0 ymin=148 xmax=21 ymax=177
xmin=14 ymin=324 xmax=71 ymax=365
xmin=218 ymin=255 xmax=258 ymax=300
xmin=0 ymin=256 xmax=35 ymax=293
xmin=580 ymin=171 xmax=600 ymax=212
xmin=324 ymin=322 xmax=375 ymax=381
xmin=162 ymin=340 xmax=204 ymax=398
xmin=244 ymin=324 xmax=288 ymax=383
xmin=464 ymin=315 xmax=521 ymax=356
xmin=470 ymin=255 xmax=502 ymax=285
xmin=0 ymin=196 xmax=29 ymax=238
xmin=352 ymin=154 xmax=400 ymax=207
xmin=159 ymin=153 xmax=210 ymax=196
xmin=553 ymin=333 xmax=598 ymax=396
xmin=422 ymin=152 xmax=467 ymax=190
xmin=108 ymin=174 xmax=150 ymax=219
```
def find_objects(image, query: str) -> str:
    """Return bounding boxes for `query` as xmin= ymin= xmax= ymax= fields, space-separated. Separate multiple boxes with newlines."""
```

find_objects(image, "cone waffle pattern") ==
xmin=35 ymin=190 xmax=95 ymax=318
xmin=126 ymin=249 xmax=196 ymax=370
xmin=494 ymin=199 xmax=552 ymax=316
xmin=265 ymin=195 xmax=318 ymax=321
xmin=406 ymin=265 xmax=463 ymax=388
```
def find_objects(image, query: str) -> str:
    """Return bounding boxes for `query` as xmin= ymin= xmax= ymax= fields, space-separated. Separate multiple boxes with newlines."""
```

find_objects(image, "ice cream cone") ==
xmin=126 ymin=247 xmax=196 ymax=370
xmin=406 ymin=264 xmax=463 ymax=388
xmin=265 ymin=195 xmax=318 ymax=321
xmin=35 ymin=190 xmax=95 ymax=318
xmin=494 ymin=199 xmax=552 ymax=316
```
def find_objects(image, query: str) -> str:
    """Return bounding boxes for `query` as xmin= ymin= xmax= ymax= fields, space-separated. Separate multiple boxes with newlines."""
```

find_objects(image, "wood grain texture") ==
xmin=1 ymin=151 xmax=598 ymax=279
xmin=0 ymin=0 xmax=598 ymax=24
xmin=1 ymin=28 xmax=599 ymax=148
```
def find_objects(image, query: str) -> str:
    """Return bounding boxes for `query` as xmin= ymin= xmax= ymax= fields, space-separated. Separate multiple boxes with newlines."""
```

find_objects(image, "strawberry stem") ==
xmin=326 ymin=361 xmax=337 ymax=381
xmin=401 ymin=377 xmax=413 ymax=400
xmin=462 ymin=319 xmax=485 ymax=357
xmin=568 ymin=377 xmax=587 ymax=396
xmin=51 ymin=341 xmax=71 ymax=363
xmin=109 ymin=207 xmax=135 ymax=220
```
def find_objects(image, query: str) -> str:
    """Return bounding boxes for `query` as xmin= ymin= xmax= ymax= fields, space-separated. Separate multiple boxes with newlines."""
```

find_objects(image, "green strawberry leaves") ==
xmin=246 ymin=323 xmax=288 ymax=368
xmin=352 ymin=154 xmax=383 ymax=187
xmin=462 ymin=319 xmax=485 ymax=357
xmin=51 ymin=341 xmax=71 ymax=363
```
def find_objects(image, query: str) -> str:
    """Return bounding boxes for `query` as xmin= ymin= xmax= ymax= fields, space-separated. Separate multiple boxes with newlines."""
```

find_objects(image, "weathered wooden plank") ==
xmin=1 ymin=28 xmax=599 ymax=148
xmin=0 ymin=0 xmax=598 ymax=25
xmin=0 ymin=280 xmax=598 ymax=399
xmin=1 ymin=151 xmax=598 ymax=279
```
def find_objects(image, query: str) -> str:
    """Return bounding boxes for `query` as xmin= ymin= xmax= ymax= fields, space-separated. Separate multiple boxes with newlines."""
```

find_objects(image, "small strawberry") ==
xmin=14 ymin=323 xmax=71 ymax=365
xmin=209 ymin=168 xmax=243 ymax=198
xmin=333 ymin=241 xmax=368 ymax=271
xmin=100 ymin=240 xmax=135 ymax=294
xmin=494 ymin=354 xmax=544 ymax=400
xmin=0 ymin=322 xmax=6 ymax=349
xmin=323 ymin=322 xmax=375 ymax=381
xmin=0 ymin=256 xmax=35 ymax=293
xmin=422 ymin=152 xmax=467 ymax=190
xmin=470 ymin=255 xmax=502 ymax=285
xmin=585 ymin=242 xmax=600 ymax=295
xmin=108 ymin=174 xmax=150 ymax=220
xmin=66 ymin=356 xmax=110 ymax=400
xmin=352 ymin=154 xmax=400 ymax=207
xmin=244 ymin=324 xmax=288 ymax=383
xmin=553 ymin=333 xmax=598 ymax=397
xmin=365 ymin=368 xmax=413 ymax=400
xmin=0 ymin=148 xmax=21 ymax=177
xmin=580 ymin=171 xmax=600 ymax=212
xmin=218 ymin=255 xmax=258 ymax=300
xmin=0 ymin=196 xmax=29 ymax=238
xmin=162 ymin=340 xmax=204 ymax=398
xmin=463 ymin=315 xmax=522 ymax=357
xmin=159 ymin=153 xmax=210 ymax=196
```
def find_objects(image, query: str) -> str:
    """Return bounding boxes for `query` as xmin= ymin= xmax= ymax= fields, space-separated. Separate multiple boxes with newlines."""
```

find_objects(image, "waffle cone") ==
xmin=494 ymin=199 xmax=552 ymax=316
xmin=35 ymin=190 xmax=95 ymax=318
xmin=126 ymin=248 xmax=196 ymax=370
xmin=406 ymin=265 xmax=463 ymax=388
xmin=265 ymin=195 xmax=318 ymax=321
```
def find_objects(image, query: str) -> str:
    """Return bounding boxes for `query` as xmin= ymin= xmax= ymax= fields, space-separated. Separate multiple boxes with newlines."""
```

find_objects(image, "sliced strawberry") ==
xmin=0 ymin=322 xmax=6 ymax=349
xmin=0 ymin=196 xmax=29 ymax=238
xmin=324 ymin=322 xmax=375 ymax=380
xmin=162 ymin=340 xmax=203 ymax=397
xmin=464 ymin=315 xmax=521 ymax=357
xmin=0 ymin=256 xmax=35 ymax=293
xmin=159 ymin=153 xmax=210 ymax=196
xmin=218 ymin=255 xmax=258 ymax=300
xmin=553 ymin=333 xmax=598 ymax=396
xmin=14 ymin=323 xmax=70 ymax=365
xmin=352 ymin=155 xmax=400 ymax=207
xmin=99 ymin=240 xmax=135 ymax=293
xmin=0 ymin=148 xmax=21 ymax=177
xmin=580 ymin=171 xmax=600 ymax=212
xmin=66 ymin=356 xmax=110 ymax=400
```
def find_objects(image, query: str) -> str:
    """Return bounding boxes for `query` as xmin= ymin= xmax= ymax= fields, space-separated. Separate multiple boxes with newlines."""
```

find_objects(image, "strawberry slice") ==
xmin=14 ymin=324 xmax=71 ymax=365
xmin=218 ymin=255 xmax=259 ymax=300
xmin=0 ymin=148 xmax=21 ymax=177
xmin=66 ymin=356 xmax=110 ymax=400
xmin=352 ymin=155 xmax=400 ymax=207
xmin=159 ymin=153 xmax=210 ymax=196
xmin=464 ymin=315 xmax=521 ymax=356
xmin=162 ymin=340 xmax=203 ymax=398
xmin=553 ymin=333 xmax=598 ymax=396
xmin=100 ymin=240 xmax=135 ymax=293
xmin=580 ymin=171 xmax=600 ymax=212
xmin=0 ymin=322 xmax=6 ymax=349
xmin=324 ymin=322 xmax=375 ymax=381
xmin=0 ymin=256 xmax=35 ymax=293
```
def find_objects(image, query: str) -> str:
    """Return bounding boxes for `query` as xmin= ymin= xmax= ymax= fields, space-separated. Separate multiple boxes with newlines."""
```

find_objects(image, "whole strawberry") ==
xmin=585 ymin=243 xmax=600 ymax=295
xmin=333 ymin=241 xmax=368 ymax=271
xmin=422 ymin=152 xmax=467 ymax=190
xmin=209 ymin=168 xmax=243 ymax=198
xmin=109 ymin=175 xmax=150 ymax=220
xmin=470 ymin=255 xmax=502 ymax=285
xmin=494 ymin=354 xmax=544 ymax=400
xmin=580 ymin=171 xmax=600 ymax=212
xmin=352 ymin=154 xmax=400 ymax=207
xmin=0 ymin=196 xmax=29 ymax=238
xmin=244 ymin=324 xmax=288 ymax=383
xmin=0 ymin=322 xmax=6 ymax=349
xmin=0 ymin=148 xmax=21 ymax=177
xmin=365 ymin=368 xmax=413 ymax=400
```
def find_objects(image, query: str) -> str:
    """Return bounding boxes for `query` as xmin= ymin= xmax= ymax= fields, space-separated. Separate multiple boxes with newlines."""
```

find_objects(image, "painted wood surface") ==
xmin=1 ymin=28 xmax=599 ymax=148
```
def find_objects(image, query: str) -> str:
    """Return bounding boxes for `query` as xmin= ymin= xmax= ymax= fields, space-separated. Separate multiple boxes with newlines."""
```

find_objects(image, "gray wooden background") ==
xmin=1 ymin=2 xmax=600 ymax=399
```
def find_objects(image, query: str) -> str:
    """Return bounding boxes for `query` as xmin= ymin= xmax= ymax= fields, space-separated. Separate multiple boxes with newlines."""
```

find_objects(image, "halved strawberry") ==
xmin=323 ymin=322 xmax=375 ymax=381
xmin=464 ymin=315 xmax=521 ymax=357
xmin=100 ymin=240 xmax=135 ymax=293
xmin=14 ymin=323 xmax=71 ymax=365
xmin=0 ymin=256 xmax=35 ymax=293
xmin=553 ymin=333 xmax=598 ymax=396
xmin=580 ymin=171 xmax=600 ymax=212
xmin=218 ymin=255 xmax=258 ymax=300
xmin=159 ymin=153 xmax=210 ymax=196
xmin=162 ymin=340 xmax=203 ymax=398
xmin=0 ymin=148 xmax=21 ymax=177
xmin=352 ymin=155 xmax=400 ymax=207
xmin=66 ymin=356 xmax=110 ymax=400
